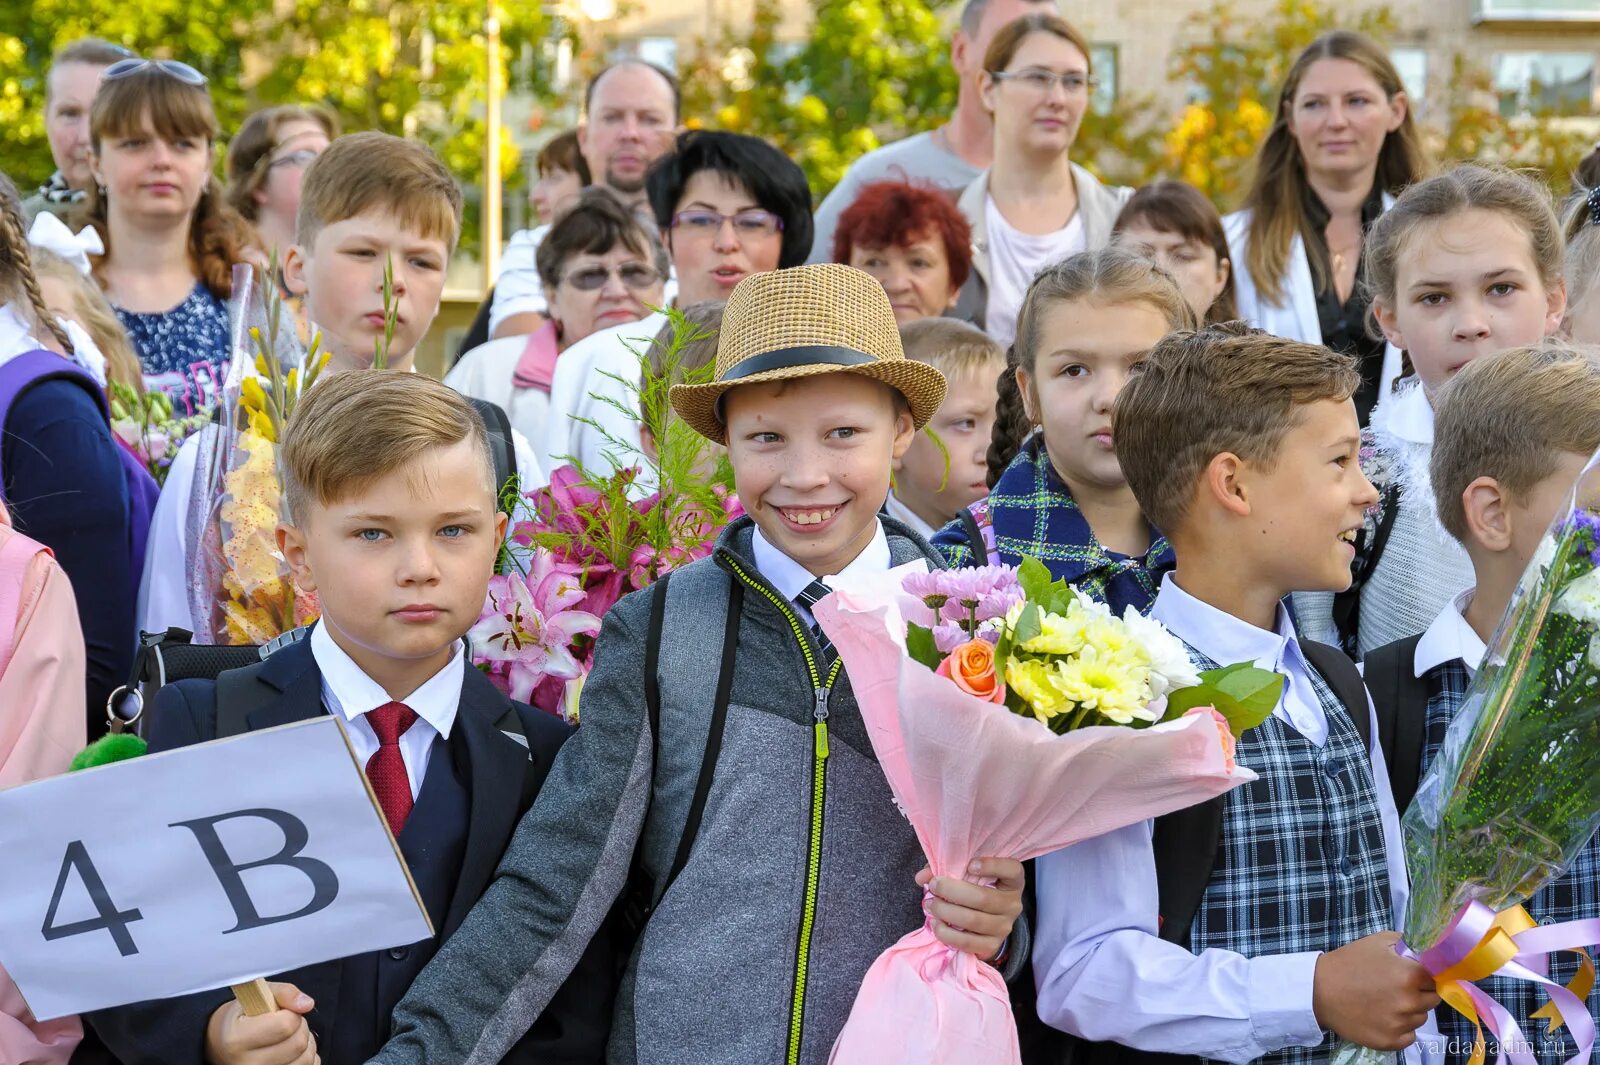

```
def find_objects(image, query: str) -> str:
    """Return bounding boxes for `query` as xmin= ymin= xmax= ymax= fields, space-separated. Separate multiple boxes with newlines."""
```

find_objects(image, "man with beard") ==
xmin=489 ymin=61 xmax=681 ymax=339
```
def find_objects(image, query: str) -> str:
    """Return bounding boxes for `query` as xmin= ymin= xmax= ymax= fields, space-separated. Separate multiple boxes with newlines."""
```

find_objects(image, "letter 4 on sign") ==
xmin=0 ymin=717 xmax=432 ymax=1020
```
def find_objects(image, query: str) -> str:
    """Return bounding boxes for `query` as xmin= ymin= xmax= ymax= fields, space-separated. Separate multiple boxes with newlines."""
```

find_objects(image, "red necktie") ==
xmin=365 ymin=701 xmax=419 ymax=834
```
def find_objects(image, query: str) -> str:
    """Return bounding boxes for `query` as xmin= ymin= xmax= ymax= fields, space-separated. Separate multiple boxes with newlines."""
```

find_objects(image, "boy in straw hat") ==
xmin=370 ymin=264 xmax=1028 ymax=1065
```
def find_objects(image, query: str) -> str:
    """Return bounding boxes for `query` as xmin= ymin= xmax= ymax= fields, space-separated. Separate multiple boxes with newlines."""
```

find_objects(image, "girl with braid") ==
xmin=0 ymin=171 xmax=140 ymax=738
xmin=1562 ymin=167 xmax=1600 ymax=345
xmin=930 ymin=246 xmax=1195 ymax=616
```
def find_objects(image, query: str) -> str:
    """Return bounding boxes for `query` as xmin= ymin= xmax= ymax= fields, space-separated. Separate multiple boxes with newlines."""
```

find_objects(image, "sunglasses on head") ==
xmin=103 ymin=58 xmax=208 ymax=87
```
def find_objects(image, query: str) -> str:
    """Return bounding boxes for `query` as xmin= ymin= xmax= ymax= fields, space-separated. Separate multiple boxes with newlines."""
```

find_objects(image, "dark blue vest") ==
xmin=323 ymin=735 xmax=470 ymax=1063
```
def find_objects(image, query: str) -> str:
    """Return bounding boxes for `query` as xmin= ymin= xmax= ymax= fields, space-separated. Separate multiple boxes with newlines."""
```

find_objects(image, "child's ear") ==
xmin=493 ymin=510 xmax=509 ymax=545
xmin=1015 ymin=366 xmax=1039 ymax=426
xmin=278 ymin=523 xmax=316 ymax=593
xmin=282 ymin=243 xmax=311 ymax=297
xmin=1462 ymin=476 xmax=1514 ymax=554
xmin=1204 ymin=452 xmax=1251 ymax=519
xmin=1372 ymin=300 xmax=1405 ymax=350
xmin=890 ymin=405 xmax=917 ymax=461
xmin=1544 ymin=280 xmax=1569 ymax=338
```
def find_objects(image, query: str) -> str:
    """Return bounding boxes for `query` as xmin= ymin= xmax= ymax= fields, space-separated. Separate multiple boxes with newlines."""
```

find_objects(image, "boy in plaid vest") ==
xmin=1031 ymin=324 xmax=1440 ymax=1064
xmin=1365 ymin=345 xmax=1600 ymax=1064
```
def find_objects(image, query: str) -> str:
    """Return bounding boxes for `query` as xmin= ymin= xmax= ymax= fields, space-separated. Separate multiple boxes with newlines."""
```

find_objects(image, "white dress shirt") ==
xmin=1414 ymin=590 xmax=1485 ymax=678
xmin=310 ymin=621 xmax=463 ymax=799
xmin=1033 ymin=574 xmax=1429 ymax=1064
xmin=883 ymin=492 xmax=936 ymax=541
xmin=542 ymin=311 xmax=668 ymax=489
xmin=751 ymin=520 xmax=891 ymax=625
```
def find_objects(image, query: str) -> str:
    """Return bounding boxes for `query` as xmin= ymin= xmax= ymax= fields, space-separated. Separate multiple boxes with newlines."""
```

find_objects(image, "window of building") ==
xmin=1474 ymin=0 xmax=1600 ymax=23
xmin=1390 ymin=47 xmax=1428 ymax=109
xmin=1492 ymin=51 xmax=1596 ymax=115
xmin=612 ymin=36 xmax=678 ymax=71
xmin=1090 ymin=44 xmax=1118 ymax=115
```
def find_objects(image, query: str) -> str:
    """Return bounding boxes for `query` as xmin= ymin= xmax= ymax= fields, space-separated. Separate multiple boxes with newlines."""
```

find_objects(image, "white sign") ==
xmin=0 ymin=717 xmax=433 ymax=1020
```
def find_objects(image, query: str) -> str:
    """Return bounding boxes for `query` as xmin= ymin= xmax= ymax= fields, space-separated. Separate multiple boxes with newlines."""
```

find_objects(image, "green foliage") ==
xmin=1163 ymin=662 xmax=1285 ymax=736
xmin=0 ymin=0 xmax=557 ymax=249
xmin=906 ymin=622 xmax=943 ymax=670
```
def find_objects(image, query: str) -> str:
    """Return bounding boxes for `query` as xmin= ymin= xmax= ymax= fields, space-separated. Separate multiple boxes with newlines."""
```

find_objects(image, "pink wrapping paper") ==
xmin=814 ymin=565 xmax=1256 ymax=1065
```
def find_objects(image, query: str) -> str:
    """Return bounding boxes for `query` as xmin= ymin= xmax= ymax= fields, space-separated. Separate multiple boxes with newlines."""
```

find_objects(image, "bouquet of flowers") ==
xmin=1335 ymin=458 xmax=1600 ymax=1065
xmin=469 ymin=308 xmax=741 ymax=720
xmin=186 ymin=264 xmax=329 ymax=645
xmin=814 ymin=557 xmax=1282 ymax=1065
xmin=108 ymin=383 xmax=211 ymax=486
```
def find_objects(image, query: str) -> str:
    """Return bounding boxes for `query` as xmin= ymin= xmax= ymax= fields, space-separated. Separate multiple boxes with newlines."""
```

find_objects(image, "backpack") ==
xmin=0 ymin=350 xmax=160 ymax=603
xmin=465 ymin=396 xmax=518 ymax=497
xmin=1360 ymin=632 xmax=1428 ymax=816
xmin=1065 ymin=641 xmax=1380 ymax=1065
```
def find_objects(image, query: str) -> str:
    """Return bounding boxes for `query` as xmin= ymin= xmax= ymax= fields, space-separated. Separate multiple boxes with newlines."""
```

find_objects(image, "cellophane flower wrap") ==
xmin=1337 ymin=453 xmax=1600 ymax=1065
xmin=814 ymin=557 xmax=1283 ymax=1065
xmin=469 ymin=308 xmax=741 ymax=721
xmin=186 ymin=264 xmax=327 ymax=645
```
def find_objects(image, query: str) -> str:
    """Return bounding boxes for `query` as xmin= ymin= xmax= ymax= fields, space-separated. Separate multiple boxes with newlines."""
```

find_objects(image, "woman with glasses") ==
xmin=447 ymin=187 xmax=667 ymax=450
xmin=540 ymin=129 xmax=813 ymax=480
xmin=955 ymin=12 xmax=1131 ymax=348
xmin=76 ymin=58 xmax=254 ymax=408
xmin=224 ymin=104 xmax=339 ymax=260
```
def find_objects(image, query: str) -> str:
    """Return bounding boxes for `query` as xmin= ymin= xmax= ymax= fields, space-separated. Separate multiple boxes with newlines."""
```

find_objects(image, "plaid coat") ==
xmin=1422 ymin=660 xmax=1600 ymax=1065
xmin=930 ymin=434 xmax=1174 ymax=617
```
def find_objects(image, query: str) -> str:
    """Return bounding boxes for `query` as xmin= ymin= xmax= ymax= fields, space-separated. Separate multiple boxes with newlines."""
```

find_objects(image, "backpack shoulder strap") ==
xmin=1298 ymin=639 xmax=1372 ymax=750
xmin=1331 ymin=480 xmax=1403 ymax=653
xmin=0 ymin=350 xmax=108 ymax=497
xmin=1362 ymin=633 xmax=1428 ymax=814
xmin=958 ymin=506 xmax=987 ymax=566
xmin=0 ymin=521 xmax=47 ymax=679
xmin=1151 ymin=794 xmax=1225 ymax=946
xmin=467 ymin=396 xmax=517 ymax=498
xmin=215 ymin=659 xmax=283 ymax=739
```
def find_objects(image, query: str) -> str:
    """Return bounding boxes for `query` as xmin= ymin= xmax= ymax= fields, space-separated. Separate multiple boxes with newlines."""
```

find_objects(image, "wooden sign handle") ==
xmin=230 ymin=978 xmax=276 ymax=1017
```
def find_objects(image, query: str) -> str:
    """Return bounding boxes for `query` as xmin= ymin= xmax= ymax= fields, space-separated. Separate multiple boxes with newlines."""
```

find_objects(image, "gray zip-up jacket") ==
xmin=370 ymin=517 xmax=1024 ymax=1065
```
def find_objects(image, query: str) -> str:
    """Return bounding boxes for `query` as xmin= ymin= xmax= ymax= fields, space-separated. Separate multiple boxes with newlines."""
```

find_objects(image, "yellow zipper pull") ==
xmin=815 ymin=720 xmax=830 ymax=759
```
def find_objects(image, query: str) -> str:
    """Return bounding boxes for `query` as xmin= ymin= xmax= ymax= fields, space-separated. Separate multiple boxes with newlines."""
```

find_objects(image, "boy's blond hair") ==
xmin=281 ymin=370 xmax=492 ymax=523
xmin=1113 ymin=322 xmax=1361 ymax=535
xmin=899 ymin=317 xmax=1004 ymax=382
xmin=295 ymin=131 xmax=463 ymax=252
xmin=1431 ymin=343 xmax=1600 ymax=541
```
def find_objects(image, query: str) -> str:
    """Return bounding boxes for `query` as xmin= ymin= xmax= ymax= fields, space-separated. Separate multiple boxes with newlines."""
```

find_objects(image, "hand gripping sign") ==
xmin=0 ymin=717 xmax=432 ymax=1021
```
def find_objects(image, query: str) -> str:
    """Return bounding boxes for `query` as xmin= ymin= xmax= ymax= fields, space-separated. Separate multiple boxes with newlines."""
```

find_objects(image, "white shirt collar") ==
xmin=751 ymin=520 xmax=892 ymax=604
xmin=0 ymin=302 xmax=40 ymax=369
xmin=310 ymin=621 xmax=463 ymax=739
xmin=883 ymin=493 xmax=936 ymax=540
xmin=1149 ymin=573 xmax=1302 ymax=672
xmin=1413 ymin=589 xmax=1485 ymax=677
xmin=1371 ymin=378 xmax=1433 ymax=446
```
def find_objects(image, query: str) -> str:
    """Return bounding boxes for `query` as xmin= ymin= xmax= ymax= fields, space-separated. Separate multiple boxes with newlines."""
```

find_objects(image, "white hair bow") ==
xmin=27 ymin=213 xmax=104 ymax=277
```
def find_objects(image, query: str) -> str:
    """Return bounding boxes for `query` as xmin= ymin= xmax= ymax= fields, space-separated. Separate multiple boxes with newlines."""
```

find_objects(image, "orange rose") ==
xmin=1184 ymin=706 xmax=1237 ymax=772
xmin=935 ymin=640 xmax=1006 ymax=703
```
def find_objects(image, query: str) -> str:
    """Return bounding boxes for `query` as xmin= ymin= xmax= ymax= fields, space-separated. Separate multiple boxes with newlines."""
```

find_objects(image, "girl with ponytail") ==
xmin=930 ymin=246 xmax=1195 ymax=616
xmin=0 ymin=170 xmax=140 ymax=738
xmin=76 ymin=59 xmax=255 ymax=408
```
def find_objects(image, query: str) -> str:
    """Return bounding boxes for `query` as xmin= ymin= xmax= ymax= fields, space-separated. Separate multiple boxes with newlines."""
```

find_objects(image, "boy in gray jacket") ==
xmin=368 ymin=264 xmax=1027 ymax=1065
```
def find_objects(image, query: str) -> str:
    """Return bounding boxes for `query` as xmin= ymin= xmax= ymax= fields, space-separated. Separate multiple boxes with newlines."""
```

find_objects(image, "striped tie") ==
xmin=794 ymin=578 xmax=836 ymax=667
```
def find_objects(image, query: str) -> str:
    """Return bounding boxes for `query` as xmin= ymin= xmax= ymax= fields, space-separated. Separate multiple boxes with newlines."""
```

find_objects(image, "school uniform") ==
xmin=1369 ymin=593 xmax=1600 ymax=1065
xmin=85 ymin=625 xmax=613 ymax=1065
xmin=1032 ymin=575 xmax=1433 ymax=1065
xmin=930 ymin=434 xmax=1173 ymax=617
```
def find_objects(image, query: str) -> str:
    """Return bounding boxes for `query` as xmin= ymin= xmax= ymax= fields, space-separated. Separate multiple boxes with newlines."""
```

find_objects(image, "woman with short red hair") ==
xmin=832 ymin=180 xmax=973 ymax=325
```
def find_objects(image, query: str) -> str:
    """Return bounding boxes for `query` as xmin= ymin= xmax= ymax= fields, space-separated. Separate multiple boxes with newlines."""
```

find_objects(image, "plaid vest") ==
xmin=1186 ymin=647 xmax=1393 ymax=1065
xmin=1420 ymin=660 xmax=1600 ymax=1065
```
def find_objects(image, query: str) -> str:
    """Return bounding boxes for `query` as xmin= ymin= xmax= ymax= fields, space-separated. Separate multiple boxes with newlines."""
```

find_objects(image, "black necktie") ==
xmin=793 ymin=578 xmax=836 ymax=667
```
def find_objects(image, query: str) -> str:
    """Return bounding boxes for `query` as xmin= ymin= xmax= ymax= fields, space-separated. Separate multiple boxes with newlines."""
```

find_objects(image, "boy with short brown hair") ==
xmin=889 ymin=318 xmax=1004 ymax=539
xmin=1366 ymin=344 xmax=1600 ymax=1064
xmin=1033 ymin=322 xmax=1440 ymax=1064
xmin=91 ymin=371 xmax=608 ymax=1064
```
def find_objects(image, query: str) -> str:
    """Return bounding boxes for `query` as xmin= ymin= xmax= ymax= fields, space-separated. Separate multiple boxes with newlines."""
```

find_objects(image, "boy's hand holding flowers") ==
xmin=915 ymin=859 xmax=1026 ymax=962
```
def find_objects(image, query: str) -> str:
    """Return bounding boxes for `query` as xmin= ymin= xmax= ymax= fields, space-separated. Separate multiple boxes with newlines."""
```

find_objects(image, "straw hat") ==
xmin=669 ymin=263 xmax=948 ymax=442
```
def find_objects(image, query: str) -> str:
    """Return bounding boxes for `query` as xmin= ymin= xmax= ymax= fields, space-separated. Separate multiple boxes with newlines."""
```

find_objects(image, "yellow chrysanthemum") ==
xmin=1053 ymin=648 xmax=1157 ymax=725
xmin=1006 ymin=600 xmax=1095 ymax=656
xmin=1006 ymin=657 xmax=1070 ymax=725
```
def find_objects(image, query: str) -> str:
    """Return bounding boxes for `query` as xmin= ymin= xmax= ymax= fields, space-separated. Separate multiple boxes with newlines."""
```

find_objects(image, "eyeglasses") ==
xmin=560 ymin=262 xmax=660 ymax=291
xmin=103 ymin=58 xmax=208 ymax=87
xmin=670 ymin=210 xmax=785 ymax=238
xmin=989 ymin=68 xmax=1097 ymax=96
xmin=268 ymin=148 xmax=321 ymax=171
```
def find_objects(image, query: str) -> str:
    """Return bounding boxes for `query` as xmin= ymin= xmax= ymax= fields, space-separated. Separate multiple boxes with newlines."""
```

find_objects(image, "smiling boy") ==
xmin=368 ymin=264 xmax=1028 ymax=1065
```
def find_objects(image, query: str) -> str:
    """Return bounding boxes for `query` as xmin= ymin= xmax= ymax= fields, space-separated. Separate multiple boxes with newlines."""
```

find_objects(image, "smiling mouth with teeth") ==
xmin=1338 ymin=529 xmax=1358 ymax=543
xmin=783 ymin=506 xmax=839 ymax=527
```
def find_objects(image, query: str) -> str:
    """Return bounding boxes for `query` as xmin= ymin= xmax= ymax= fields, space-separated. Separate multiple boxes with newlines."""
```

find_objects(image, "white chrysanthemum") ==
xmin=1555 ymin=567 xmax=1600 ymax=625
xmin=1119 ymin=605 xmax=1202 ymax=697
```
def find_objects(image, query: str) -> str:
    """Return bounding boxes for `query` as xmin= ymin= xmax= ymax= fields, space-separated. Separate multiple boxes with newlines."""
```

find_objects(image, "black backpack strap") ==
xmin=215 ymin=659 xmax=284 ymax=739
xmin=1363 ymin=633 xmax=1428 ymax=814
xmin=467 ymin=397 xmax=518 ymax=499
xmin=1331 ymin=481 xmax=1402 ymax=654
xmin=1298 ymin=639 xmax=1372 ymax=750
xmin=107 ymin=628 xmax=193 ymax=733
xmin=1151 ymin=794 xmax=1225 ymax=946
xmin=958 ymin=506 xmax=987 ymax=565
